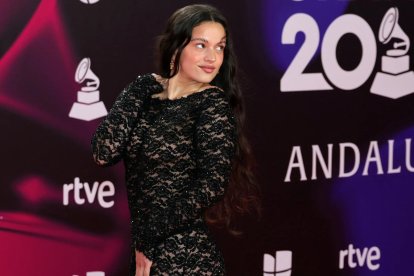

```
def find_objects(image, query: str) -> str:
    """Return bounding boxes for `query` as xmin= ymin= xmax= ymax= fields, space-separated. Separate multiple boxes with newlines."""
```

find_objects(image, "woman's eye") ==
xmin=196 ymin=43 xmax=205 ymax=49
xmin=216 ymin=45 xmax=226 ymax=51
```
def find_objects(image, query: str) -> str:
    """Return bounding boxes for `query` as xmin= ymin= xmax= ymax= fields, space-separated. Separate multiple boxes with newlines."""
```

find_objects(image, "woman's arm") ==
xmin=135 ymin=90 xmax=236 ymax=256
xmin=91 ymin=74 xmax=151 ymax=166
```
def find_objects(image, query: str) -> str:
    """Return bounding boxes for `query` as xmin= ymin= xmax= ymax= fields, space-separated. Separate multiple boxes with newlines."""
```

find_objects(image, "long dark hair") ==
xmin=157 ymin=4 xmax=261 ymax=234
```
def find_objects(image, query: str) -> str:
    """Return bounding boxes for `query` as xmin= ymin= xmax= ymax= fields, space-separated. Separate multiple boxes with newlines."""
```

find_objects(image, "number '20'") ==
xmin=281 ymin=13 xmax=377 ymax=92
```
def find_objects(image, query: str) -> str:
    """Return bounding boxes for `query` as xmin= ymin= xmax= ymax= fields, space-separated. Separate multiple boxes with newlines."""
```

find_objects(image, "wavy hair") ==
xmin=156 ymin=4 xmax=261 ymax=234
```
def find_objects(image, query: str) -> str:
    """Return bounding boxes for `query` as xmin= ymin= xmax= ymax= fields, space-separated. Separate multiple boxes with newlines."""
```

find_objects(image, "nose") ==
xmin=205 ymin=48 xmax=216 ymax=63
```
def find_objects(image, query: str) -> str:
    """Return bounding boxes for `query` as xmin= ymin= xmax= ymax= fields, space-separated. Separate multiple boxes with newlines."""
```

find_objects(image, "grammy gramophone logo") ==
xmin=79 ymin=0 xmax=100 ymax=4
xmin=370 ymin=7 xmax=414 ymax=99
xmin=69 ymin=58 xmax=108 ymax=121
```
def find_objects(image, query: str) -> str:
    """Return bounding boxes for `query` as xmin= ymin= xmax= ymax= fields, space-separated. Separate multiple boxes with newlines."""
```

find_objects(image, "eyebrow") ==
xmin=190 ymin=37 xmax=226 ymax=43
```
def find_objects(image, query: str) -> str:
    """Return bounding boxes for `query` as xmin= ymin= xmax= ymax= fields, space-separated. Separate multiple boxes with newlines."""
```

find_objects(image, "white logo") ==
xmin=281 ymin=7 xmax=414 ymax=99
xmin=69 ymin=57 xmax=108 ymax=121
xmin=339 ymin=244 xmax=381 ymax=271
xmin=73 ymin=272 xmax=105 ymax=276
xmin=263 ymin=251 xmax=292 ymax=276
xmin=86 ymin=273 xmax=104 ymax=276
xmin=284 ymin=138 xmax=414 ymax=182
xmin=370 ymin=7 xmax=414 ymax=98
xmin=63 ymin=177 xmax=115 ymax=208
xmin=79 ymin=0 xmax=100 ymax=4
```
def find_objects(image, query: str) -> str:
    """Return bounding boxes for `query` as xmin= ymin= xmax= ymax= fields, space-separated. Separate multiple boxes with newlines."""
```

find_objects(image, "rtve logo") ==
xmin=63 ymin=177 xmax=115 ymax=208
xmin=339 ymin=244 xmax=381 ymax=271
xmin=263 ymin=251 xmax=292 ymax=276
xmin=281 ymin=6 xmax=414 ymax=99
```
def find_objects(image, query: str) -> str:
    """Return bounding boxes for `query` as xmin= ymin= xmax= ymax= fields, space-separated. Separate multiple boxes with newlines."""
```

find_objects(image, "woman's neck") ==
xmin=167 ymin=74 xmax=206 ymax=99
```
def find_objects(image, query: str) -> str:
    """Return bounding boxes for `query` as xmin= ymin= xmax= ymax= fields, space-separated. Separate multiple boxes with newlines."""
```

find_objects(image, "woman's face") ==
xmin=177 ymin=21 xmax=226 ymax=84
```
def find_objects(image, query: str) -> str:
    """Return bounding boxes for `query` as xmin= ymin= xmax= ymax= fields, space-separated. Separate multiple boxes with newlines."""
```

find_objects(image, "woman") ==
xmin=92 ymin=4 xmax=260 ymax=276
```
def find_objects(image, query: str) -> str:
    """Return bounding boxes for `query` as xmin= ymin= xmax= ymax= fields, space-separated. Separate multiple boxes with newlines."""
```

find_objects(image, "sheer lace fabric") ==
xmin=92 ymin=73 xmax=236 ymax=275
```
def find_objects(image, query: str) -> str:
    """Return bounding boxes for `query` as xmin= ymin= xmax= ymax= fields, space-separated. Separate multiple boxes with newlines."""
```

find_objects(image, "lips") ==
xmin=199 ymin=65 xmax=216 ymax=73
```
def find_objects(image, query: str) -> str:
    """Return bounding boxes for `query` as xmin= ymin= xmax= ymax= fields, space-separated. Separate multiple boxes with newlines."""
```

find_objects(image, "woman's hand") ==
xmin=135 ymin=250 xmax=152 ymax=276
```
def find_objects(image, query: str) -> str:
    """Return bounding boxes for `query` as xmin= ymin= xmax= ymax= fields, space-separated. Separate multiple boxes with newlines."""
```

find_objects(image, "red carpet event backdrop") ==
xmin=1 ymin=0 xmax=413 ymax=275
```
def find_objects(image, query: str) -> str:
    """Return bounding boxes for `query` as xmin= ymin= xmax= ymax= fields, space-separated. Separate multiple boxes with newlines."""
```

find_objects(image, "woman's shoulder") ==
xmin=198 ymin=87 xmax=235 ymax=122
xmin=130 ymin=73 xmax=159 ymax=86
xmin=123 ymin=73 xmax=164 ymax=94
xmin=199 ymin=86 xmax=229 ymax=106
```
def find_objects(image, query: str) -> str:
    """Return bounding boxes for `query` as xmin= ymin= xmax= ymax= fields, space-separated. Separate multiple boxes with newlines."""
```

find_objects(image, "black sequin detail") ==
xmin=92 ymin=73 xmax=236 ymax=275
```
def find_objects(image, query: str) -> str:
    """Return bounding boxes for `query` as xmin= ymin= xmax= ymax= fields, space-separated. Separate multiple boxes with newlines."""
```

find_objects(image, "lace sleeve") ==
xmin=135 ymin=90 xmax=237 ymax=257
xmin=91 ymin=75 xmax=150 ymax=166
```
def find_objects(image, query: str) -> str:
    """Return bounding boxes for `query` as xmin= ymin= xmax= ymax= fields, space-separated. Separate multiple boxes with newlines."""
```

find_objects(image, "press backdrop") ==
xmin=1 ymin=0 xmax=414 ymax=275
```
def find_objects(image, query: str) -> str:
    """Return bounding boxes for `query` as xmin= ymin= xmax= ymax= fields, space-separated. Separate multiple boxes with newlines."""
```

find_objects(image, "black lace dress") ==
xmin=91 ymin=73 xmax=236 ymax=275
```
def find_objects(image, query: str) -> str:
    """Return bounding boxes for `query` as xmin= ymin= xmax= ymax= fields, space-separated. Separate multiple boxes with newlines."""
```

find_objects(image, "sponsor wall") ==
xmin=1 ymin=0 xmax=413 ymax=275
